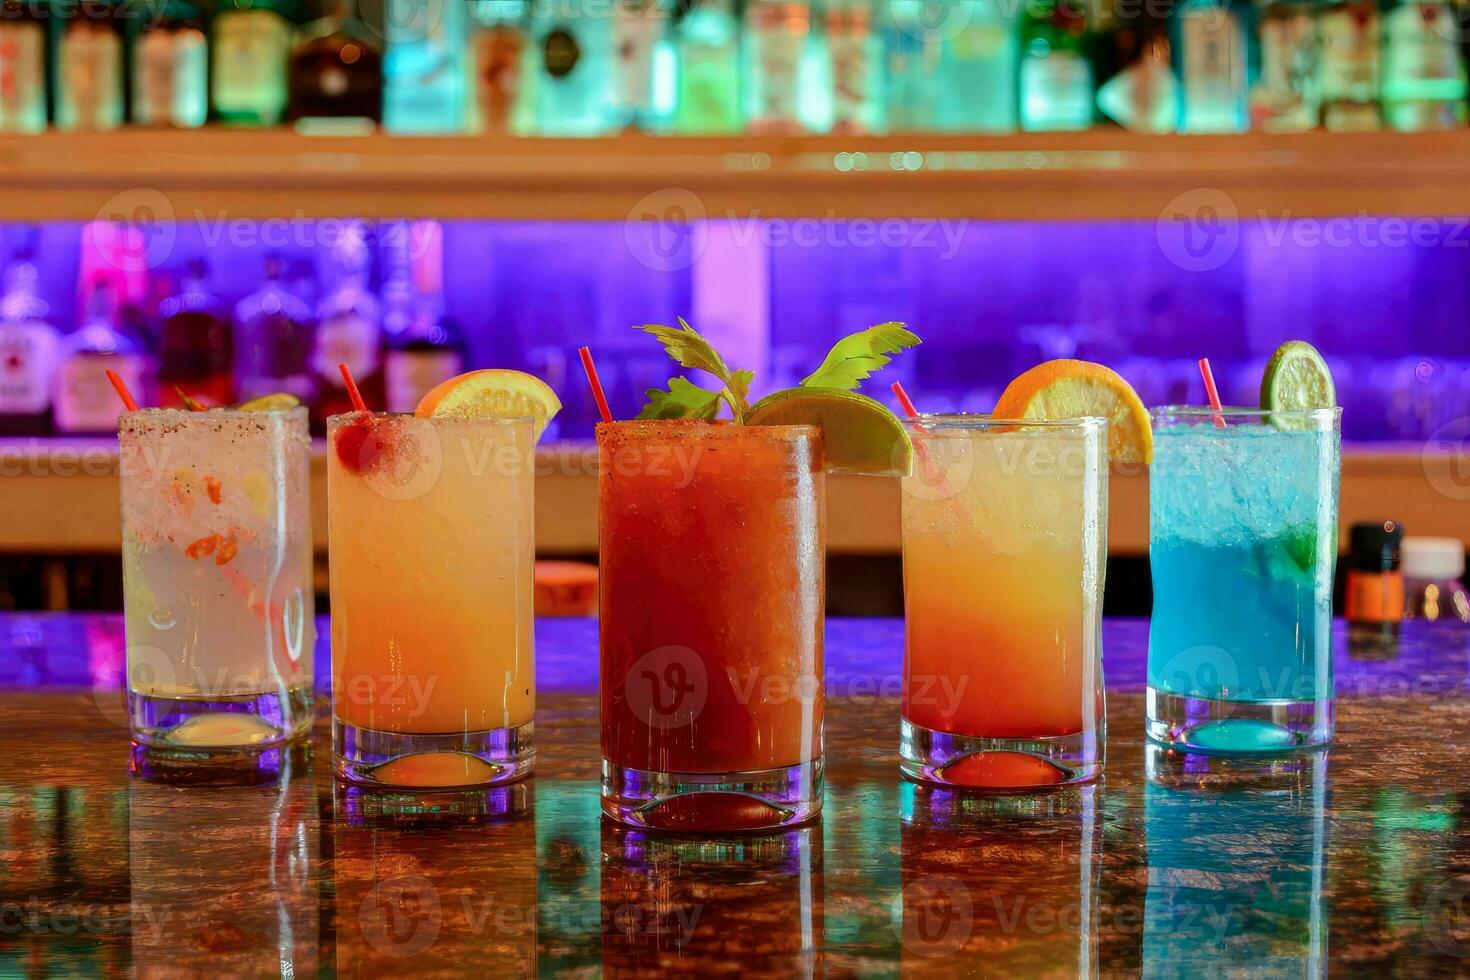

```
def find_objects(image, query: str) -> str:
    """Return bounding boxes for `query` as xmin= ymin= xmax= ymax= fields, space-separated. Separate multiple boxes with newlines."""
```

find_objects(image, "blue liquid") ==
xmin=1148 ymin=422 xmax=1339 ymax=706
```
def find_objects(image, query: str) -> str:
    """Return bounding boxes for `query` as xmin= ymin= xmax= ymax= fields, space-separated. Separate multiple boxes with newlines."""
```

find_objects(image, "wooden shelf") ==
xmin=3 ymin=130 xmax=1470 ymax=221
xmin=0 ymin=441 xmax=1458 ymax=557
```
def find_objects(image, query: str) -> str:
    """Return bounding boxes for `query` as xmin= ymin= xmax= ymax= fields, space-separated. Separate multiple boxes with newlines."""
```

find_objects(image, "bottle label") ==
xmin=1384 ymin=3 xmax=1462 ymax=93
xmin=60 ymin=23 xmax=123 ymax=130
xmin=212 ymin=11 xmax=291 ymax=118
xmin=0 ymin=21 xmax=46 ymax=131
xmin=1318 ymin=5 xmax=1379 ymax=99
xmin=313 ymin=313 xmax=380 ymax=385
xmin=545 ymin=28 xmax=581 ymax=79
xmin=1020 ymin=52 xmax=1093 ymax=130
xmin=475 ymin=25 xmax=525 ymax=131
xmin=829 ymin=30 xmax=874 ymax=129
xmin=385 ymin=350 xmax=464 ymax=414
xmin=1252 ymin=9 xmax=1318 ymax=128
xmin=56 ymin=353 xmax=143 ymax=433
xmin=613 ymin=8 xmax=665 ymax=110
xmin=0 ymin=320 xmax=58 ymax=415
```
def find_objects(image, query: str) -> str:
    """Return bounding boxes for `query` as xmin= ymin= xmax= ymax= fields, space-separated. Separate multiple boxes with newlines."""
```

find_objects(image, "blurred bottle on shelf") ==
xmin=1019 ymin=0 xmax=1094 ymax=131
xmin=1252 ymin=0 xmax=1318 ymax=130
xmin=311 ymin=222 xmax=382 ymax=429
xmin=883 ymin=0 xmax=939 ymax=130
xmin=55 ymin=1 xmax=125 ymax=131
xmin=0 ymin=0 xmax=48 ymax=133
xmin=673 ymin=0 xmax=742 ymax=133
xmin=1176 ymin=0 xmax=1249 ymax=132
xmin=211 ymin=0 xmax=296 ymax=127
xmin=382 ymin=221 xmax=465 ymax=413
xmin=1381 ymin=0 xmax=1468 ymax=131
xmin=533 ymin=0 xmax=615 ymax=135
xmin=1317 ymin=0 xmax=1381 ymax=130
xmin=1401 ymin=536 xmax=1470 ymax=625
xmin=0 ymin=240 xmax=60 ymax=435
xmin=236 ymin=252 xmax=317 ymax=405
xmin=54 ymin=279 xmax=147 ymax=435
xmin=156 ymin=258 xmax=235 ymax=408
xmin=470 ymin=0 xmax=532 ymax=134
xmin=130 ymin=0 xmax=209 ymax=128
xmin=933 ymin=0 xmax=1018 ymax=132
xmin=826 ymin=0 xmax=883 ymax=133
xmin=745 ymin=0 xmax=812 ymax=133
xmin=1095 ymin=0 xmax=1179 ymax=132
xmin=288 ymin=0 xmax=383 ymax=131
xmin=612 ymin=0 xmax=673 ymax=131
xmin=384 ymin=0 xmax=469 ymax=133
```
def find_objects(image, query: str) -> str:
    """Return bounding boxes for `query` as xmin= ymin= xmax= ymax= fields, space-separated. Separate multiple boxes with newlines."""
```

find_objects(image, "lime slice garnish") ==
xmin=744 ymin=387 xmax=914 ymax=476
xmin=238 ymin=393 xmax=302 ymax=412
xmin=1261 ymin=341 xmax=1335 ymax=425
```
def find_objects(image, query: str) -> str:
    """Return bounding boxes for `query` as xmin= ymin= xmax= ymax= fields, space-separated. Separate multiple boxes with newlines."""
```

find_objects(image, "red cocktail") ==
xmin=598 ymin=419 xmax=825 ymax=832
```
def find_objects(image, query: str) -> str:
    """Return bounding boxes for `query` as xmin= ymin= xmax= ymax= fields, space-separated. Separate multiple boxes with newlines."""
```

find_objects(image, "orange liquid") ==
xmin=901 ymin=424 xmax=1104 ymax=739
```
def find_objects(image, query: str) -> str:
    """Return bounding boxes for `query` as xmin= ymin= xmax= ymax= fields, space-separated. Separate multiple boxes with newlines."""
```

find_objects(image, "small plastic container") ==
xmin=1401 ymin=537 xmax=1470 ymax=626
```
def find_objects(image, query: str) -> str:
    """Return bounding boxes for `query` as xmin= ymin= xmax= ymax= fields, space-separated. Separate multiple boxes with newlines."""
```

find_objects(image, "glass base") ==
xmin=601 ymin=758 xmax=823 ymax=833
xmin=334 ymin=779 xmax=533 ymax=827
xmin=898 ymin=717 xmax=1101 ymax=792
xmin=334 ymin=718 xmax=534 ymax=789
xmin=129 ymin=738 xmax=311 ymax=785
xmin=129 ymin=686 xmax=313 ymax=753
xmin=1146 ymin=687 xmax=1334 ymax=754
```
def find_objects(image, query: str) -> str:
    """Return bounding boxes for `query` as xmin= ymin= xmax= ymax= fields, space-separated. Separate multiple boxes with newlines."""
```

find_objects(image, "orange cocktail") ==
xmin=328 ymin=412 xmax=535 ymax=789
xmin=598 ymin=419 xmax=825 ymax=832
xmin=900 ymin=415 xmax=1106 ymax=790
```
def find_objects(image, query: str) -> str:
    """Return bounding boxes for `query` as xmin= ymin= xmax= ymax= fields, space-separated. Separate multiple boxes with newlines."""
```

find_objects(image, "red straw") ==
xmin=338 ymin=362 xmax=368 ymax=413
xmin=106 ymin=370 xmax=139 ymax=412
xmin=891 ymin=381 xmax=921 ymax=421
xmin=890 ymin=382 xmax=951 ymax=494
xmin=578 ymin=346 xmax=613 ymax=424
xmin=1197 ymin=357 xmax=1226 ymax=429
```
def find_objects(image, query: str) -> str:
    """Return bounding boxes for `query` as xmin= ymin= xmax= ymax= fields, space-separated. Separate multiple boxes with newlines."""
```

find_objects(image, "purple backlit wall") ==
xmin=13 ymin=217 xmax=1469 ymax=441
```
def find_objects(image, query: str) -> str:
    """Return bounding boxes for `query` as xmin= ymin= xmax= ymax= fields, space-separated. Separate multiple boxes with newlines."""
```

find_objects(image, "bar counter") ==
xmin=3 ymin=616 xmax=1468 ymax=975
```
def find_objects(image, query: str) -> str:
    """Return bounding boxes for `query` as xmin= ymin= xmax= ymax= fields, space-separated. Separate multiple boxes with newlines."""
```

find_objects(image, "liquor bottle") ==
xmin=933 ymin=0 xmax=1020 ymax=132
xmin=54 ymin=280 xmax=148 ymax=435
xmin=673 ymin=0 xmax=741 ymax=134
xmin=235 ymin=253 xmax=317 ymax=405
xmin=211 ymin=0 xmax=296 ymax=126
xmin=744 ymin=0 xmax=812 ymax=134
xmin=382 ymin=221 xmax=465 ymax=414
xmin=827 ymin=0 xmax=884 ymax=133
xmin=1019 ymin=0 xmax=1095 ymax=131
xmin=157 ymin=258 xmax=235 ymax=409
xmin=1381 ymin=0 xmax=1468 ymax=131
xmin=0 ymin=243 xmax=60 ymax=435
xmin=55 ymin=1 xmax=125 ymax=131
xmin=883 ymin=0 xmax=940 ymax=131
xmin=1096 ymin=2 xmax=1178 ymax=132
xmin=1317 ymin=0 xmax=1381 ymax=130
xmin=1251 ymin=0 xmax=1318 ymax=131
xmin=612 ymin=0 xmax=673 ymax=132
xmin=287 ymin=0 xmax=383 ymax=129
xmin=383 ymin=0 xmax=469 ymax=133
xmin=532 ymin=0 xmax=615 ymax=135
xmin=0 ymin=0 xmax=48 ymax=133
xmin=311 ymin=223 xmax=383 ymax=431
xmin=1175 ymin=0 xmax=1249 ymax=132
xmin=470 ymin=0 xmax=532 ymax=134
xmin=131 ymin=0 xmax=209 ymax=128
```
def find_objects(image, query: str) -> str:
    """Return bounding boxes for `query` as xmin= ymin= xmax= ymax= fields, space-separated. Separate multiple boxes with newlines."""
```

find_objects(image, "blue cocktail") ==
xmin=1147 ymin=407 xmax=1341 ymax=752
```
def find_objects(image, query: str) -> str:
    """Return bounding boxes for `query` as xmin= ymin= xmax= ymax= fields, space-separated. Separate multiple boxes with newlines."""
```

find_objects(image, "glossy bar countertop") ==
xmin=2 ymin=616 xmax=1469 ymax=976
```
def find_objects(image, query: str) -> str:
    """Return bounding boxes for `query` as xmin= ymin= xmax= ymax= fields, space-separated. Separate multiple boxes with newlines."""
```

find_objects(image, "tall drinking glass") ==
xmin=328 ymin=412 xmax=535 ymax=788
xmin=1147 ymin=407 xmax=1341 ymax=753
xmin=598 ymin=420 xmax=825 ymax=832
xmin=119 ymin=407 xmax=315 ymax=768
xmin=899 ymin=415 xmax=1107 ymax=790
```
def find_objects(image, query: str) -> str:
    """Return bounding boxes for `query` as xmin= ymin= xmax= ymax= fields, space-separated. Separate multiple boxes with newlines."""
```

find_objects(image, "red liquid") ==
xmin=597 ymin=420 xmax=825 ymax=775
